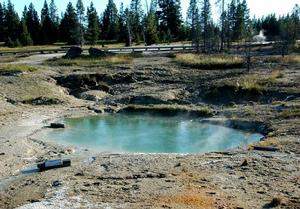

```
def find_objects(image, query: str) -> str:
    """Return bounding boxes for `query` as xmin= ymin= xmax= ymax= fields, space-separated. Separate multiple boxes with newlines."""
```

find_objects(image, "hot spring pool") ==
xmin=47 ymin=114 xmax=263 ymax=154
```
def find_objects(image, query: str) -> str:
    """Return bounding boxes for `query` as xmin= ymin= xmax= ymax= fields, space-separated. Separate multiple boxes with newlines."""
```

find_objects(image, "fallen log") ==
xmin=37 ymin=159 xmax=71 ymax=171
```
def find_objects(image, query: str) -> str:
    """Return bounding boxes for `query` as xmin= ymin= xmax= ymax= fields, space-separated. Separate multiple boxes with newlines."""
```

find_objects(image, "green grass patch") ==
xmin=46 ymin=54 xmax=133 ymax=66
xmin=0 ymin=64 xmax=37 ymax=74
xmin=174 ymin=53 xmax=244 ymax=69
xmin=119 ymin=104 xmax=214 ymax=117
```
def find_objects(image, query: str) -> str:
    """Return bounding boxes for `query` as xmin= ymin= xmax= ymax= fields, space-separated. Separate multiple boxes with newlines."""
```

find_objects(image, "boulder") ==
xmin=64 ymin=46 xmax=83 ymax=59
xmin=89 ymin=47 xmax=114 ymax=57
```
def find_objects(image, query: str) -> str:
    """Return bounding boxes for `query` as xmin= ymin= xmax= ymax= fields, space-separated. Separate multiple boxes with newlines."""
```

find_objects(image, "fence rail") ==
xmin=0 ymin=45 xmax=197 ymax=56
xmin=0 ymin=42 xmax=275 ymax=56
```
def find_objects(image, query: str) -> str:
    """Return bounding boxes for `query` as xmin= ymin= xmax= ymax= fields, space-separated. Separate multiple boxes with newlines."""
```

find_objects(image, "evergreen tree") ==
xmin=118 ymin=3 xmax=127 ymax=43
xmin=49 ymin=0 xmax=59 ymax=43
xmin=233 ymin=0 xmax=250 ymax=41
xmin=24 ymin=3 xmax=41 ymax=44
xmin=4 ymin=0 xmax=20 ymax=45
xmin=41 ymin=0 xmax=49 ymax=23
xmin=130 ymin=0 xmax=144 ymax=43
xmin=101 ymin=0 xmax=119 ymax=40
xmin=261 ymin=14 xmax=280 ymax=39
xmin=216 ymin=0 xmax=229 ymax=51
xmin=144 ymin=10 xmax=159 ymax=45
xmin=18 ymin=20 xmax=33 ymax=46
xmin=0 ymin=2 xmax=5 ymax=42
xmin=41 ymin=0 xmax=54 ymax=44
xmin=49 ymin=0 xmax=59 ymax=23
xmin=290 ymin=4 xmax=300 ymax=42
xmin=86 ymin=2 xmax=99 ymax=45
xmin=60 ymin=2 xmax=79 ymax=44
xmin=158 ymin=0 xmax=182 ymax=41
xmin=76 ymin=0 xmax=85 ymax=46
xmin=200 ymin=0 xmax=212 ymax=52
xmin=226 ymin=0 xmax=236 ymax=44
xmin=187 ymin=0 xmax=201 ymax=48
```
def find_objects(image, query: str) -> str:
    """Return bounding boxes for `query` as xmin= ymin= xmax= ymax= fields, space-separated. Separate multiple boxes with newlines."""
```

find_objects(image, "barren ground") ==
xmin=0 ymin=53 xmax=299 ymax=209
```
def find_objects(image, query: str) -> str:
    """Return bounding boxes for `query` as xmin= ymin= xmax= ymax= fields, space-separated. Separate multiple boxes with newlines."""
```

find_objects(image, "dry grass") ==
xmin=0 ymin=45 xmax=64 ymax=52
xmin=175 ymin=53 xmax=244 ymax=69
xmin=265 ymin=55 xmax=300 ymax=64
xmin=0 ymin=56 xmax=17 ymax=63
xmin=235 ymin=70 xmax=283 ymax=93
xmin=257 ymin=137 xmax=280 ymax=147
xmin=234 ymin=75 xmax=265 ymax=94
xmin=46 ymin=54 xmax=133 ymax=66
xmin=0 ymin=64 xmax=37 ymax=73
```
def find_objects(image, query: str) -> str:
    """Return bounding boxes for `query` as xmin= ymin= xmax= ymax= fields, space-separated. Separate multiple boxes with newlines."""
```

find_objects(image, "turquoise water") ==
xmin=47 ymin=114 xmax=263 ymax=154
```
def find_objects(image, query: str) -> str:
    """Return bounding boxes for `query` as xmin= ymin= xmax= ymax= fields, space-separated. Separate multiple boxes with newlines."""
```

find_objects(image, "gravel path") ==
xmin=11 ymin=53 xmax=65 ymax=65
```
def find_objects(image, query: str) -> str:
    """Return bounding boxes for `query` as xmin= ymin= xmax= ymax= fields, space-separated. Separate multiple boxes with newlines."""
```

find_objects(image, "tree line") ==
xmin=0 ymin=0 xmax=299 ymax=51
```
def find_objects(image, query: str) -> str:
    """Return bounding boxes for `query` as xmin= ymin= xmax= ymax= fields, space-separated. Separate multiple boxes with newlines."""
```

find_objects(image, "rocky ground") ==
xmin=0 ymin=53 xmax=299 ymax=209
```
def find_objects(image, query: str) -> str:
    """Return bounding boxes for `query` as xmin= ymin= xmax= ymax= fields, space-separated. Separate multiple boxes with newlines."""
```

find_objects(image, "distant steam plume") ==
xmin=253 ymin=30 xmax=266 ymax=43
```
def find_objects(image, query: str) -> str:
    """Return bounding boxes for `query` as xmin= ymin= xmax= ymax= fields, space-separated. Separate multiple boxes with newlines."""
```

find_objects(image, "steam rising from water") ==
xmin=47 ymin=114 xmax=263 ymax=154
xmin=253 ymin=30 xmax=266 ymax=43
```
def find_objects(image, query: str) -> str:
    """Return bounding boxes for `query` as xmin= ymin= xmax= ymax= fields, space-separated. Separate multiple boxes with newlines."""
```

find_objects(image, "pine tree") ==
xmin=76 ymin=0 xmax=85 ymax=46
xmin=130 ymin=0 xmax=144 ymax=43
xmin=4 ymin=0 xmax=20 ymax=45
xmin=145 ymin=10 xmax=159 ymax=45
xmin=232 ymin=0 xmax=250 ymax=41
xmin=291 ymin=4 xmax=300 ymax=42
xmin=18 ymin=20 xmax=33 ymax=46
xmin=49 ymin=0 xmax=59 ymax=43
xmin=0 ymin=2 xmax=5 ymax=42
xmin=216 ymin=0 xmax=229 ymax=51
xmin=101 ymin=0 xmax=119 ymax=40
xmin=41 ymin=0 xmax=54 ymax=44
xmin=41 ymin=0 xmax=49 ymax=24
xmin=187 ymin=0 xmax=201 ymax=48
xmin=226 ymin=0 xmax=236 ymax=45
xmin=200 ymin=0 xmax=212 ymax=52
xmin=86 ymin=2 xmax=99 ymax=45
xmin=24 ymin=3 xmax=41 ymax=44
xmin=158 ymin=0 xmax=182 ymax=41
xmin=60 ymin=2 xmax=79 ymax=44
xmin=118 ymin=3 xmax=128 ymax=43
xmin=49 ymin=0 xmax=59 ymax=24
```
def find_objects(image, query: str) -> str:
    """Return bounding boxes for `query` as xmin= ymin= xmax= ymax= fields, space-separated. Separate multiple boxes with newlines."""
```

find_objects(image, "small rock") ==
xmin=50 ymin=123 xmax=65 ymax=129
xmin=52 ymin=180 xmax=62 ymax=187
xmin=174 ymin=162 xmax=181 ymax=167
xmin=267 ymin=197 xmax=282 ymax=207
xmin=0 ymin=152 xmax=5 ymax=156
xmin=75 ymin=172 xmax=84 ymax=176
xmin=241 ymin=158 xmax=249 ymax=166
